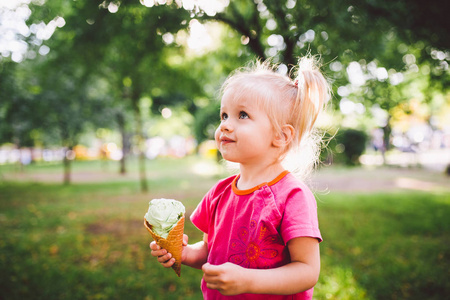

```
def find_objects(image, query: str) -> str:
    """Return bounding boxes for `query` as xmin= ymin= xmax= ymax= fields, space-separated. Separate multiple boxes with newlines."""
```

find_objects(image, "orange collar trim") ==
xmin=232 ymin=170 xmax=290 ymax=195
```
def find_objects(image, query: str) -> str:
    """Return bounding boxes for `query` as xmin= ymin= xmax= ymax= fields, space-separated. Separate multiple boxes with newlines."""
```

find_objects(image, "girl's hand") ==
xmin=149 ymin=234 xmax=189 ymax=267
xmin=202 ymin=262 xmax=248 ymax=296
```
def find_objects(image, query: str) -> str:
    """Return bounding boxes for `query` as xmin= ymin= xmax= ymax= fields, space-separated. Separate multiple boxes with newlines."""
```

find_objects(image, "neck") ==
xmin=237 ymin=161 xmax=285 ymax=190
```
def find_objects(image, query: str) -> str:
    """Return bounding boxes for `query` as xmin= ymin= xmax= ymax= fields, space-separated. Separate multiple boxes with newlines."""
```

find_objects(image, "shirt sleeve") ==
xmin=280 ymin=187 xmax=322 ymax=244
xmin=190 ymin=193 xmax=210 ymax=234
xmin=190 ymin=175 xmax=236 ymax=235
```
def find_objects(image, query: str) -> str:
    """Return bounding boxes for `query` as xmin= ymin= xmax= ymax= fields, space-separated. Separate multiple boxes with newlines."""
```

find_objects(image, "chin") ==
xmin=220 ymin=153 xmax=240 ymax=163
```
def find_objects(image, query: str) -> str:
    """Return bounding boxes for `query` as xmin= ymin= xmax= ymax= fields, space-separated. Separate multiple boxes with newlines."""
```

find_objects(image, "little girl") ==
xmin=150 ymin=56 xmax=330 ymax=299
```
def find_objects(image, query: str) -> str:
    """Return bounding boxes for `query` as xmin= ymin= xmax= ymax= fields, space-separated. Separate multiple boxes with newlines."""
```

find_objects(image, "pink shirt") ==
xmin=190 ymin=171 xmax=322 ymax=300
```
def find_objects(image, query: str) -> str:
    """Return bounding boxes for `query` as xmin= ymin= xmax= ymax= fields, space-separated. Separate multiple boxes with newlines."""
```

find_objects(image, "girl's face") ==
xmin=215 ymin=89 xmax=277 ymax=165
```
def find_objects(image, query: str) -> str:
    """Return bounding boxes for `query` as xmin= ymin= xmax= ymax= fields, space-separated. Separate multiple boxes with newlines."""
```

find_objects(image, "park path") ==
xmin=310 ymin=166 xmax=449 ymax=193
xmin=1 ymin=163 xmax=449 ymax=193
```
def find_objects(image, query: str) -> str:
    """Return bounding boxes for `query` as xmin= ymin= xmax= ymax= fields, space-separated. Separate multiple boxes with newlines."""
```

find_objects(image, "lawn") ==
xmin=0 ymin=157 xmax=448 ymax=299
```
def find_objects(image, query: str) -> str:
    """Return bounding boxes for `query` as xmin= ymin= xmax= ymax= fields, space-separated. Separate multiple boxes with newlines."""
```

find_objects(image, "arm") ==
xmin=150 ymin=233 xmax=209 ymax=270
xmin=202 ymin=237 xmax=320 ymax=296
xmin=182 ymin=233 xmax=209 ymax=269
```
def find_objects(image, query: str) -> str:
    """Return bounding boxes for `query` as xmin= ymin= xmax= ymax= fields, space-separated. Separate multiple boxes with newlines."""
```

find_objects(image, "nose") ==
xmin=219 ymin=118 xmax=232 ymax=132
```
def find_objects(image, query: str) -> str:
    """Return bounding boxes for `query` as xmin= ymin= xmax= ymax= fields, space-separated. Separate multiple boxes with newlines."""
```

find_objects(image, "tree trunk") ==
xmin=138 ymin=148 xmax=148 ymax=192
xmin=120 ymin=145 xmax=126 ymax=175
xmin=381 ymin=116 xmax=392 ymax=165
xmin=63 ymin=147 xmax=72 ymax=185
xmin=117 ymin=112 xmax=127 ymax=175
xmin=132 ymin=99 xmax=148 ymax=193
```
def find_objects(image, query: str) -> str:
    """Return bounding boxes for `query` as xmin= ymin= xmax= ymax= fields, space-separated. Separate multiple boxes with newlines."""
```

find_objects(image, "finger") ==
xmin=202 ymin=264 xmax=213 ymax=281
xmin=202 ymin=263 xmax=221 ymax=276
xmin=203 ymin=273 xmax=219 ymax=285
xmin=157 ymin=252 xmax=172 ymax=264
xmin=149 ymin=241 xmax=161 ymax=250
xmin=150 ymin=248 xmax=167 ymax=258
xmin=182 ymin=234 xmax=188 ymax=246
xmin=206 ymin=282 xmax=220 ymax=291
xmin=161 ymin=257 xmax=176 ymax=268
xmin=203 ymin=272 xmax=218 ymax=285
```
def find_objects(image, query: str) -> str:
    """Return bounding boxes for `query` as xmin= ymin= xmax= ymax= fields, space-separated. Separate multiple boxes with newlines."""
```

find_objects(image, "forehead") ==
xmin=220 ymin=84 xmax=264 ymax=111
xmin=221 ymin=91 xmax=258 ymax=112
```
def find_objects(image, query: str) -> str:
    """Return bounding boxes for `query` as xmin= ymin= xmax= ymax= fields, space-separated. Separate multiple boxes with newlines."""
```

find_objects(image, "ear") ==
xmin=273 ymin=124 xmax=295 ymax=148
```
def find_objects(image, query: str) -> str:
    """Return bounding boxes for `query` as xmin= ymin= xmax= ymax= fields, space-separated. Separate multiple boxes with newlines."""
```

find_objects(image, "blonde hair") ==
xmin=220 ymin=56 xmax=330 ymax=179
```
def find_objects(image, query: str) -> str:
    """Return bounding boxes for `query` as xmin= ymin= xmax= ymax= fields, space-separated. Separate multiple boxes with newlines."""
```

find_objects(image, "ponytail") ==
xmin=280 ymin=55 xmax=330 ymax=180
xmin=291 ymin=56 xmax=330 ymax=147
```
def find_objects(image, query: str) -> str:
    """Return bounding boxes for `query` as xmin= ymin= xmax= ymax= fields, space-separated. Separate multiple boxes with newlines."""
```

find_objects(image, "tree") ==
xmin=3 ymin=0 xmax=448 ymax=176
xmin=188 ymin=0 xmax=449 ymax=69
xmin=26 ymin=55 xmax=114 ymax=183
xmin=186 ymin=0 xmax=449 ymax=160
xmin=22 ymin=0 xmax=201 ymax=190
xmin=59 ymin=0 xmax=201 ymax=191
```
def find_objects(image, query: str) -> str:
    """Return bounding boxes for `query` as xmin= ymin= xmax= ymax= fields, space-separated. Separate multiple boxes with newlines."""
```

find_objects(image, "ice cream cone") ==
xmin=144 ymin=214 xmax=185 ymax=277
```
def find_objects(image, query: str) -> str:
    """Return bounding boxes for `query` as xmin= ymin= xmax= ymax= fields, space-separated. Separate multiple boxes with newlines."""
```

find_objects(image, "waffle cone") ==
xmin=144 ymin=215 xmax=185 ymax=277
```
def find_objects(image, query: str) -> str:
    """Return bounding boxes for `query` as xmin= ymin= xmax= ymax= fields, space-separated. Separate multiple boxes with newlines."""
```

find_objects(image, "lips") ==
xmin=220 ymin=136 xmax=235 ymax=145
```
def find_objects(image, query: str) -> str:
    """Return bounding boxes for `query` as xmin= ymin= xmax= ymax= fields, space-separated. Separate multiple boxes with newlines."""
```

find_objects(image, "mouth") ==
xmin=220 ymin=136 xmax=235 ymax=145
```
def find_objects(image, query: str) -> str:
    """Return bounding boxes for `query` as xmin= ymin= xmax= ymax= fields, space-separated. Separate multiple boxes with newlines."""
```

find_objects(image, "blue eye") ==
xmin=239 ymin=111 xmax=249 ymax=119
xmin=221 ymin=113 xmax=228 ymax=120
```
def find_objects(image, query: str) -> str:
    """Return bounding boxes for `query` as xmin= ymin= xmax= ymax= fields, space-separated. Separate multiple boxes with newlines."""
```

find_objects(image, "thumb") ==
xmin=202 ymin=262 xmax=211 ymax=273
xmin=182 ymin=234 xmax=188 ymax=246
xmin=202 ymin=263 xmax=221 ymax=275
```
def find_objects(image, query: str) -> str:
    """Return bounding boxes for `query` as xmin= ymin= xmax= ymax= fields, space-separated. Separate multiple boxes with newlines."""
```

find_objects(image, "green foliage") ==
xmin=339 ymin=129 xmax=368 ymax=165
xmin=2 ymin=0 xmax=449 ymax=179
xmin=322 ymin=128 xmax=368 ymax=166
xmin=0 ymin=62 xmax=28 ymax=145
xmin=193 ymin=101 xmax=220 ymax=142
xmin=196 ymin=0 xmax=449 ymax=69
xmin=194 ymin=0 xmax=450 ymax=135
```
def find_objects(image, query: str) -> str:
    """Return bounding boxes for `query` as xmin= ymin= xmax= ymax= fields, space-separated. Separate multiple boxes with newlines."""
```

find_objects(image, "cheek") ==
xmin=214 ymin=127 xmax=221 ymax=143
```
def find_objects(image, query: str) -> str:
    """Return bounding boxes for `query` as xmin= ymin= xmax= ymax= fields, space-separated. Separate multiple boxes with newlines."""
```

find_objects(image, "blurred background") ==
xmin=0 ymin=0 xmax=449 ymax=299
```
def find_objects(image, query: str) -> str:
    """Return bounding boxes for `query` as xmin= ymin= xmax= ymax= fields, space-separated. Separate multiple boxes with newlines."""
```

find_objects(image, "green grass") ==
xmin=0 ymin=158 xmax=448 ymax=299
xmin=316 ymin=192 xmax=449 ymax=299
